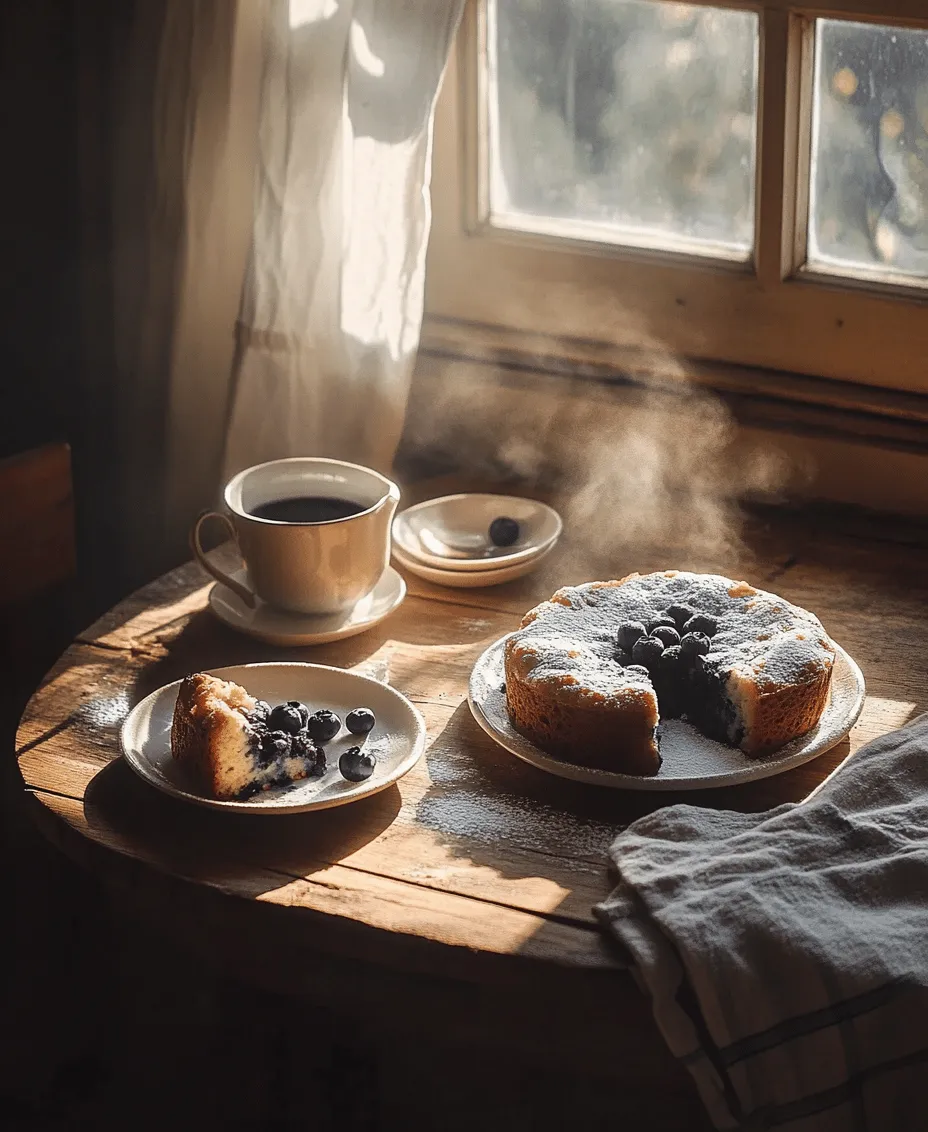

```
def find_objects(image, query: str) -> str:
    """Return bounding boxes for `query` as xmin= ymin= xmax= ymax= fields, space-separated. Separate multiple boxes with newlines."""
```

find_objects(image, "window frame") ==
xmin=424 ymin=0 xmax=928 ymax=396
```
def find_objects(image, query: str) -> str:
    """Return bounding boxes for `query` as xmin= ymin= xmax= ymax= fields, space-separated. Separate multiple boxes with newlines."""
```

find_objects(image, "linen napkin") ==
xmin=594 ymin=713 xmax=928 ymax=1131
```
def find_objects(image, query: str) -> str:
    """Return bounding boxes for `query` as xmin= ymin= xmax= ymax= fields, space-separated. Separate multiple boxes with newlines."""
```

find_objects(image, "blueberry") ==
xmin=647 ymin=615 xmax=678 ymax=635
xmin=667 ymin=604 xmax=696 ymax=629
xmin=632 ymin=636 xmax=665 ymax=669
xmin=655 ymin=646 xmax=685 ymax=717
xmin=683 ymin=613 xmax=718 ymax=637
xmin=310 ymin=748 xmax=327 ymax=778
xmin=624 ymin=664 xmax=651 ymax=679
xmin=680 ymin=632 xmax=711 ymax=658
xmin=614 ymin=649 xmax=632 ymax=667
xmin=489 ymin=517 xmax=520 ymax=547
xmin=651 ymin=625 xmax=681 ymax=648
xmin=249 ymin=700 xmax=271 ymax=725
xmin=290 ymin=729 xmax=320 ymax=760
xmin=617 ymin=621 xmax=647 ymax=651
xmin=306 ymin=709 xmax=341 ymax=745
xmin=287 ymin=700 xmax=310 ymax=727
xmin=339 ymin=746 xmax=375 ymax=782
xmin=263 ymin=730 xmax=292 ymax=760
xmin=268 ymin=703 xmax=304 ymax=735
xmin=345 ymin=707 xmax=376 ymax=735
xmin=254 ymin=726 xmax=285 ymax=765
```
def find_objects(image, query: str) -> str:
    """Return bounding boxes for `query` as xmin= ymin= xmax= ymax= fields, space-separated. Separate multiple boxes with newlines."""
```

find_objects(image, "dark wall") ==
xmin=0 ymin=1 xmax=150 ymax=622
xmin=1 ymin=1 xmax=80 ymax=461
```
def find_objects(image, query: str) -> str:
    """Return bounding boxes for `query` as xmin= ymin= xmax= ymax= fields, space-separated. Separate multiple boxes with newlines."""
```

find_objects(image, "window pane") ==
xmin=488 ymin=0 xmax=759 ymax=260
xmin=809 ymin=20 xmax=928 ymax=285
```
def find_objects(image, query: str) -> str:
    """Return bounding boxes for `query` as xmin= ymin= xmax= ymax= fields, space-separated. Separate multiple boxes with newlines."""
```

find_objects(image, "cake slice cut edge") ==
xmin=171 ymin=672 xmax=322 ymax=801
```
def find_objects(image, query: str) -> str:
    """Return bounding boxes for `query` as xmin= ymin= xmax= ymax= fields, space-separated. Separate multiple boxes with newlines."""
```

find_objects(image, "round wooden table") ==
xmin=16 ymin=506 xmax=928 ymax=1126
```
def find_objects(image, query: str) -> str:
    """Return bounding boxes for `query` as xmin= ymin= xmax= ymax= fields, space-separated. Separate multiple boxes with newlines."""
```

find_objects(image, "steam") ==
xmin=402 ymin=341 xmax=791 ymax=579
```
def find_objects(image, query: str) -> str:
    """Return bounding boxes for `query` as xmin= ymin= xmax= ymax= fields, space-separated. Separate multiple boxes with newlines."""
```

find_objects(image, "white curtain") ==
xmin=224 ymin=0 xmax=464 ymax=478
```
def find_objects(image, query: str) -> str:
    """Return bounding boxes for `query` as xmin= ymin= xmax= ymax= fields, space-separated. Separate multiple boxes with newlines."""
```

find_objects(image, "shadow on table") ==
xmin=82 ymin=757 xmax=403 ymax=887
xmin=414 ymin=700 xmax=856 ymax=876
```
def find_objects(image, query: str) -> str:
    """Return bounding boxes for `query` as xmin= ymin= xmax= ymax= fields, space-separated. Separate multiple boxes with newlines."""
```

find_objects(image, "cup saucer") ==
xmin=208 ymin=566 xmax=406 ymax=646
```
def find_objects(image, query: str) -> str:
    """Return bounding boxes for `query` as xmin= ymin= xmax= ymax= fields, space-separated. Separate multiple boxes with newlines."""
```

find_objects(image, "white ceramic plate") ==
xmin=468 ymin=636 xmax=865 ymax=791
xmin=392 ymin=494 xmax=562 ymax=571
xmin=393 ymin=541 xmax=556 ymax=588
xmin=120 ymin=662 xmax=426 ymax=813
xmin=208 ymin=566 xmax=405 ymax=646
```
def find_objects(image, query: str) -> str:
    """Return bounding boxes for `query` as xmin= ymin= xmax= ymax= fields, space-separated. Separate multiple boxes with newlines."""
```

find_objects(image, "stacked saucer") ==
xmin=391 ymin=494 xmax=562 ymax=588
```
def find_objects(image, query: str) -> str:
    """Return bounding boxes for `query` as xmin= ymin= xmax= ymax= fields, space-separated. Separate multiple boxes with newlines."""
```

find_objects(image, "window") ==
xmin=809 ymin=19 xmax=928 ymax=284
xmin=425 ymin=0 xmax=928 ymax=397
xmin=490 ymin=1 xmax=760 ymax=260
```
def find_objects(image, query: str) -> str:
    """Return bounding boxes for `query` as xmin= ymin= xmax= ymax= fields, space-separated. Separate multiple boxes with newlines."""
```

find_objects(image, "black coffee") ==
xmin=251 ymin=496 xmax=366 ymax=523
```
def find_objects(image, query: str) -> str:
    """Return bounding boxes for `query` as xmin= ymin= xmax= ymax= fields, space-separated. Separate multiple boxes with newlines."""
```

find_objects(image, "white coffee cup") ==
xmin=192 ymin=457 xmax=400 ymax=615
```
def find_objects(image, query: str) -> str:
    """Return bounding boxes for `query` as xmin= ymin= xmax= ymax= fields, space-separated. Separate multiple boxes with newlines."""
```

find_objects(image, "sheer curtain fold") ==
xmin=87 ymin=0 xmax=261 ymax=589
xmin=224 ymin=0 xmax=464 ymax=478
xmin=90 ymin=0 xmax=458 ymax=589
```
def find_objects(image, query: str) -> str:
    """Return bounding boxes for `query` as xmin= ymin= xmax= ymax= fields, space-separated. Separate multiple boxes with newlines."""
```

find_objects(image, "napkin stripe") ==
xmin=754 ymin=1042 xmax=928 ymax=1128
xmin=705 ymin=980 xmax=904 ymax=1069
xmin=821 ymin=962 xmax=868 ymax=1132
xmin=670 ymin=946 xmax=747 ymax=1125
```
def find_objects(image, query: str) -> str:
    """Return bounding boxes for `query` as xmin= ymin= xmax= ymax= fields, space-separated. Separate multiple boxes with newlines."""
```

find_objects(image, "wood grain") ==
xmin=23 ymin=797 xmax=702 ymax=1095
xmin=15 ymin=497 xmax=928 ymax=1032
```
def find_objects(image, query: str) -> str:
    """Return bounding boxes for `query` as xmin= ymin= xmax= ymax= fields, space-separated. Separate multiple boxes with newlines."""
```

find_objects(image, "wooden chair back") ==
xmin=0 ymin=443 xmax=76 ymax=608
xmin=0 ymin=442 xmax=77 ymax=728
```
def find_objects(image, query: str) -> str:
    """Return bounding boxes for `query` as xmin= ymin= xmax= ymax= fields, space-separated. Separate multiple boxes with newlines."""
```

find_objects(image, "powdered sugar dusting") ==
xmin=513 ymin=571 xmax=833 ymax=696
xmin=507 ymin=633 xmax=653 ymax=705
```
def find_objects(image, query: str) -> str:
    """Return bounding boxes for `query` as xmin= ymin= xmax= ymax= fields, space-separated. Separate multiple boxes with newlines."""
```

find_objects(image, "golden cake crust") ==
xmin=504 ymin=641 xmax=660 ymax=773
xmin=171 ymin=672 xmax=257 ymax=798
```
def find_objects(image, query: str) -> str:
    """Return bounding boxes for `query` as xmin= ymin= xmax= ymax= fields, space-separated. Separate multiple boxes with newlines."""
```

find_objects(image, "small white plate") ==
xmin=120 ymin=662 xmax=426 ymax=813
xmin=393 ymin=494 xmax=562 ymax=571
xmin=208 ymin=566 xmax=405 ymax=646
xmin=393 ymin=541 xmax=555 ymax=588
xmin=468 ymin=636 xmax=865 ymax=791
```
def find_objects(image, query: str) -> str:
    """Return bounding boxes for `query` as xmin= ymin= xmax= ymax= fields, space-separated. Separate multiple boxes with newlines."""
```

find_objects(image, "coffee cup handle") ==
xmin=191 ymin=510 xmax=257 ymax=608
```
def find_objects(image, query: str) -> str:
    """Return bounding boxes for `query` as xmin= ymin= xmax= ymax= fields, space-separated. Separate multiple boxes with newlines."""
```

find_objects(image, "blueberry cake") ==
xmin=504 ymin=571 xmax=835 ymax=775
xmin=171 ymin=673 xmax=325 ymax=800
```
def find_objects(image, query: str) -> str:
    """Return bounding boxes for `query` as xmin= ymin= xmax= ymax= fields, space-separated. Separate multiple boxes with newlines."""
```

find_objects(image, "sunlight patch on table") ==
xmin=852 ymin=695 xmax=918 ymax=737
xmin=17 ymin=661 xmax=131 ymax=746
xmin=256 ymin=871 xmax=561 ymax=952
xmin=83 ymin=584 xmax=212 ymax=649
xmin=805 ymin=695 xmax=918 ymax=801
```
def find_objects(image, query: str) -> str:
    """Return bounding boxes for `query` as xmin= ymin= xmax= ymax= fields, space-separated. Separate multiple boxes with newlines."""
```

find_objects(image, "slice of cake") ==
xmin=171 ymin=672 xmax=324 ymax=800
